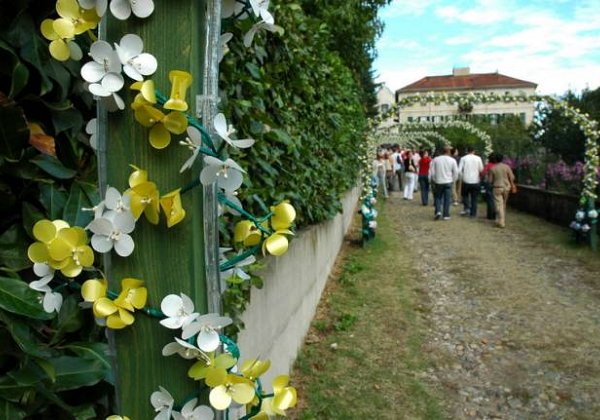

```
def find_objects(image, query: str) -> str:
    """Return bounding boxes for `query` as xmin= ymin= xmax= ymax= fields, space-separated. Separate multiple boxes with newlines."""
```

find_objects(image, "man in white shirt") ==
xmin=458 ymin=147 xmax=484 ymax=217
xmin=429 ymin=146 xmax=458 ymax=220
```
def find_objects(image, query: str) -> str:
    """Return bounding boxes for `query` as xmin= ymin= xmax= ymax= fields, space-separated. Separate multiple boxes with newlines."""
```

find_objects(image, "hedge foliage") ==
xmin=220 ymin=3 xmax=375 ymax=227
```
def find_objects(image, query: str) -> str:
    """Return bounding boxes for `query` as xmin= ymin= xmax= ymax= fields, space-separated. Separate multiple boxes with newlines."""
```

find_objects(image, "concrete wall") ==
xmin=236 ymin=186 xmax=360 ymax=385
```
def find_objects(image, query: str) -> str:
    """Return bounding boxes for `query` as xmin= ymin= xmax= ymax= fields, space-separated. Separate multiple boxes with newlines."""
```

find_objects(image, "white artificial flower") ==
xmin=29 ymin=269 xmax=63 ymax=313
xmin=221 ymin=0 xmax=246 ymax=19
xmin=575 ymin=210 xmax=585 ymax=221
xmin=159 ymin=293 xmax=199 ymax=329
xmin=368 ymin=220 xmax=377 ymax=229
xmin=218 ymin=191 xmax=242 ymax=216
xmin=78 ymin=0 xmax=108 ymax=16
xmin=110 ymin=0 xmax=154 ymax=20
xmin=179 ymin=126 xmax=203 ymax=173
xmin=114 ymin=34 xmax=157 ymax=81
xmin=98 ymin=92 xmax=125 ymax=111
xmin=162 ymin=337 xmax=209 ymax=360
xmin=219 ymin=32 xmax=233 ymax=63
xmin=81 ymin=41 xmax=124 ymax=97
xmin=150 ymin=386 xmax=174 ymax=420
xmin=214 ymin=113 xmax=255 ymax=149
xmin=172 ymin=398 xmax=214 ymax=420
xmin=243 ymin=20 xmax=279 ymax=48
xmin=588 ymin=209 xmax=598 ymax=219
xmin=181 ymin=313 xmax=233 ymax=352
xmin=85 ymin=118 xmax=97 ymax=150
xmin=221 ymin=254 xmax=255 ymax=282
xmin=249 ymin=0 xmax=274 ymax=24
xmin=87 ymin=212 xmax=135 ymax=257
xmin=200 ymin=156 xmax=245 ymax=192
xmin=103 ymin=186 xmax=136 ymax=227
xmin=582 ymin=224 xmax=591 ymax=232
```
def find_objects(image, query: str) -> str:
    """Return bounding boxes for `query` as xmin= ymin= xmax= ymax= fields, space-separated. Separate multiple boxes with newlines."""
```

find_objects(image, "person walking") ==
xmin=458 ymin=146 xmax=484 ymax=218
xmin=488 ymin=153 xmax=516 ymax=228
xmin=372 ymin=151 xmax=388 ymax=199
xmin=451 ymin=147 xmax=462 ymax=206
xmin=418 ymin=150 xmax=432 ymax=206
xmin=412 ymin=149 xmax=421 ymax=192
xmin=390 ymin=145 xmax=402 ymax=192
xmin=481 ymin=155 xmax=496 ymax=220
xmin=403 ymin=150 xmax=417 ymax=200
xmin=429 ymin=146 xmax=458 ymax=220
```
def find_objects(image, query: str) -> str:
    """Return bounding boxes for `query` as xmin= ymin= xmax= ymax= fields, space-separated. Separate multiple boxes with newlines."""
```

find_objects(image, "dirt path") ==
xmin=387 ymin=191 xmax=600 ymax=418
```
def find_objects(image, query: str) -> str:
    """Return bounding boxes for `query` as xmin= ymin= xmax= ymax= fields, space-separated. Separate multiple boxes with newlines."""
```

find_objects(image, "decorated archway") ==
xmin=368 ymin=92 xmax=599 ymax=249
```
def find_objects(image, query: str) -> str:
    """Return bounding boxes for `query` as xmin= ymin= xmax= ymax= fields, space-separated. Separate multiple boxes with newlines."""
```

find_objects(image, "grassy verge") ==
xmin=291 ymin=202 xmax=445 ymax=419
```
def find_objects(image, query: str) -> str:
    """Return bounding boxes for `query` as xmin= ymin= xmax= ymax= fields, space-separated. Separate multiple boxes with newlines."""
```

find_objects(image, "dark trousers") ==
xmin=396 ymin=169 xmax=403 ymax=189
xmin=482 ymin=181 xmax=496 ymax=219
xmin=418 ymin=175 xmax=430 ymax=205
xmin=462 ymin=182 xmax=480 ymax=217
xmin=433 ymin=183 xmax=452 ymax=217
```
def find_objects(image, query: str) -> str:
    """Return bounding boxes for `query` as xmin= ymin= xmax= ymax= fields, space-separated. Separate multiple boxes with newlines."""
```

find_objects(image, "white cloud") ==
xmin=377 ymin=37 xmax=423 ymax=51
xmin=435 ymin=2 xmax=509 ymax=25
xmin=380 ymin=0 xmax=436 ymax=17
xmin=445 ymin=35 xmax=472 ymax=46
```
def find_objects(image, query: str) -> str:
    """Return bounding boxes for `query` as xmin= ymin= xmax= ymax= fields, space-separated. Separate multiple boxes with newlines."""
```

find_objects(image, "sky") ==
xmin=374 ymin=0 xmax=600 ymax=96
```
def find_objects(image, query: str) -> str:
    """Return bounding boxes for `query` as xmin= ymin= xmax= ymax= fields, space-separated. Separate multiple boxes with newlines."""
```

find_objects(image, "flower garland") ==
xmin=31 ymin=0 xmax=298 ymax=418
xmin=372 ymin=92 xmax=599 ymax=244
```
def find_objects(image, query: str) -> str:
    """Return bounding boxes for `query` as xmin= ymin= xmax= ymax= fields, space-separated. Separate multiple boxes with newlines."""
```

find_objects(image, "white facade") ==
xmin=396 ymin=69 xmax=537 ymax=126
xmin=376 ymin=85 xmax=395 ymax=127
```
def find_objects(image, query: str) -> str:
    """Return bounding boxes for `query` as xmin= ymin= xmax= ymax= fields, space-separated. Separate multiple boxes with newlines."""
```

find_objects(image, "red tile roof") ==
xmin=397 ymin=72 xmax=537 ymax=94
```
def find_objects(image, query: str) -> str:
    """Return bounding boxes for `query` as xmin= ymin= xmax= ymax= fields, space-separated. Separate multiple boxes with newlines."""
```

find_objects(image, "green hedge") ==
xmin=219 ymin=3 xmax=368 ymax=227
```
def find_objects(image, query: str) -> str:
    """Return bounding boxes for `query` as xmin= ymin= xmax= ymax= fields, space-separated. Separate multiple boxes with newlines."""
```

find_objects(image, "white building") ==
xmin=376 ymin=85 xmax=395 ymax=127
xmin=395 ymin=67 xmax=537 ymax=125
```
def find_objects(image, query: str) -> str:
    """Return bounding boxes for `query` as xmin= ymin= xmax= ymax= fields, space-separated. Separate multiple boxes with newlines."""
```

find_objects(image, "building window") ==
xmin=520 ymin=113 xmax=526 ymax=124
xmin=407 ymin=116 xmax=414 ymax=122
xmin=381 ymin=104 xmax=390 ymax=114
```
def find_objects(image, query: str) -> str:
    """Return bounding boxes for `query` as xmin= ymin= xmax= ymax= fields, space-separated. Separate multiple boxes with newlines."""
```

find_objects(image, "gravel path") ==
xmin=386 ymin=191 xmax=600 ymax=419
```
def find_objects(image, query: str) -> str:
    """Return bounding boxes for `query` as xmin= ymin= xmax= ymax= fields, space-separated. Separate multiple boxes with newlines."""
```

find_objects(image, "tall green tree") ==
xmin=300 ymin=0 xmax=392 ymax=115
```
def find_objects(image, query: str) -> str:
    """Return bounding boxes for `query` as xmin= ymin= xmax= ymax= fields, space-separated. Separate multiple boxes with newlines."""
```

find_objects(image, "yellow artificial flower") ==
xmin=233 ymin=220 xmax=262 ymax=247
xmin=132 ymin=102 xmax=187 ymax=149
xmin=270 ymin=201 xmax=296 ymax=231
xmin=209 ymin=374 xmax=255 ymax=410
xmin=48 ymin=226 xmax=94 ymax=277
xmin=130 ymin=80 xmax=157 ymax=104
xmin=250 ymin=375 xmax=297 ymax=418
xmin=188 ymin=352 xmax=236 ymax=387
xmin=106 ymin=416 xmax=130 ymax=420
xmin=81 ymin=278 xmax=147 ymax=329
xmin=240 ymin=358 xmax=271 ymax=382
xmin=40 ymin=0 xmax=99 ymax=61
xmin=27 ymin=219 xmax=71 ymax=269
xmin=126 ymin=166 xmax=161 ymax=224
xmin=160 ymin=189 xmax=186 ymax=228
xmin=164 ymin=70 xmax=192 ymax=111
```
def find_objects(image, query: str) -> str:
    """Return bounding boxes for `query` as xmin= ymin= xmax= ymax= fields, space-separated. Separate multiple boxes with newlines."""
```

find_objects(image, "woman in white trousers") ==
xmin=403 ymin=151 xmax=417 ymax=200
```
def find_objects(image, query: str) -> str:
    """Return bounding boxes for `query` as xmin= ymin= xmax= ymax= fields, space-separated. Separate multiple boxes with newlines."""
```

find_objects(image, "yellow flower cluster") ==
xmin=27 ymin=219 xmax=94 ymax=278
xmin=81 ymin=278 xmax=147 ymax=329
xmin=131 ymin=71 xmax=192 ymax=149
xmin=40 ymin=0 xmax=100 ymax=61
xmin=126 ymin=165 xmax=186 ymax=228
xmin=234 ymin=201 xmax=296 ymax=256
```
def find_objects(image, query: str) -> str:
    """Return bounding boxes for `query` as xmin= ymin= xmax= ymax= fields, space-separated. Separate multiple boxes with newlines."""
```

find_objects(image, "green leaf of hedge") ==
xmin=39 ymin=183 xmax=68 ymax=220
xmin=0 ymin=400 xmax=26 ymax=419
xmin=0 ymin=224 xmax=31 ymax=271
xmin=30 ymin=155 xmax=77 ymax=179
xmin=0 ymin=276 xmax=54 ymax=320
xmin=64 ymin=342 xmax=112 ymax=383
xmin=50 ymin=356 xmax=105 ymax=391
xmin=0 ymin=93 xmax=28 ymax=161
xmin=22 ymin=201 xmax=46 ymax=239
xmin=0 ymin=311 xmax=52 ymax=358
xmin=63 ymin=181 xmax=94 ymax=227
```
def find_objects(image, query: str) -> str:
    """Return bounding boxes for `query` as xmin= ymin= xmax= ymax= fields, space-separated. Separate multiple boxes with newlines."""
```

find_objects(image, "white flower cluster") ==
xmin=80 ymin=34 xmax=157 ymax=110
xmin=78 ymin=0 xmax=155 ymax=20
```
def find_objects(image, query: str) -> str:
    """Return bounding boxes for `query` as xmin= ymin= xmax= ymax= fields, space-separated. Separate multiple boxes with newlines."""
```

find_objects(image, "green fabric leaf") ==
xmin=30 ymin=155 xmax=77 ymax=179
xmin=7 ymin=360 xmax=49 ymax=386
xmin=0 ymin=276 xmax=54 ymax=320
xmin=19 ymin=32 xmax=53 ymax=96
xmin=0 ymin=93 xmax=28 ymax=161
xmin=54 ymin=295 xmax=83 ymax=338
xmin=52 ymin=108 xmax=83 ymax=136
xmin=0 ymin=39 xmax=30 ymax=98
xmin=39 ymin=183 xmax=68 ymax=220
xmin=0 ymin=224 xmax=31 ymax=271
xmin=62 ymin=182 xmax=94 ymax=227
xmin=50 ymin=356 xmax=105 ymax=391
